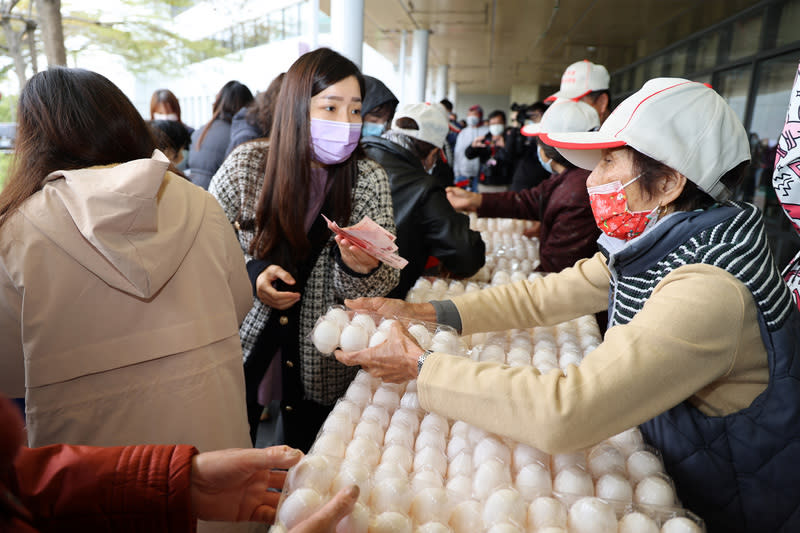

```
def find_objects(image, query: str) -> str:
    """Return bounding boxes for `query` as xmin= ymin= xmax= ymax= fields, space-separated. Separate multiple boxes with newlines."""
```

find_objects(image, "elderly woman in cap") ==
xmin=336 ymin=78 xmax=800 ymax=532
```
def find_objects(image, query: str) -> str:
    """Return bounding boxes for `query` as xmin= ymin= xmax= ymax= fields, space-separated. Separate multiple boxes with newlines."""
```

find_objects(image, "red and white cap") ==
xmin=541 ymin=78 xmax=750 ymax=201
xmin=392 ymin=102 xmax=449 ymax=148
xmin=521 ymin=100 xmax=599 ymax=137
xmin=545 ymin=60 xmax=610 ymax=103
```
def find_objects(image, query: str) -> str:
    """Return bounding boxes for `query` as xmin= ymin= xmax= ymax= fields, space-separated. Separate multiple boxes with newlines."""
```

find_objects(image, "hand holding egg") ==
xmin=335 ymin=320 xmax=423 ymax=383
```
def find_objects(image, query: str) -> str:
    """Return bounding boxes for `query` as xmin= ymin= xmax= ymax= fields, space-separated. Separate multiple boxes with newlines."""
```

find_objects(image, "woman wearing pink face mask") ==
xmin=212 ymin=48 xmax=399 ymax=452
xmin=334 ymin=79 xmax=800 ymax=532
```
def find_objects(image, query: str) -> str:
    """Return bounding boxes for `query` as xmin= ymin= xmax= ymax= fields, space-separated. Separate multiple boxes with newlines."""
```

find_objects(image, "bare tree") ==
xmin=0 ymin=0 xmax=37 ymax=91
xmin=35 ymin=0 xmax=65 ymax=65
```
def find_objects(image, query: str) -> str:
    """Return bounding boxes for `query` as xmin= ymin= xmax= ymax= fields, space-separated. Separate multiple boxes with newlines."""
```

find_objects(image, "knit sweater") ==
xmin=210 ymin=141 xmax=400 ymax=404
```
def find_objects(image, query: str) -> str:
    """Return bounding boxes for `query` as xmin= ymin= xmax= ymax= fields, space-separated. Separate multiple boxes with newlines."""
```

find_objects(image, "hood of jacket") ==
xmin=363 ymin=76 xmax=399 ymax=117
xmin=19 ymin=150 xmax=205 ymax=299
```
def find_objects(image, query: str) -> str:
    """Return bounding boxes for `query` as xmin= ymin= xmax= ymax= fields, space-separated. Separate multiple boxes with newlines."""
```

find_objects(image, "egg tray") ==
xmin=274 ymin=367 xmax=705 ymax=532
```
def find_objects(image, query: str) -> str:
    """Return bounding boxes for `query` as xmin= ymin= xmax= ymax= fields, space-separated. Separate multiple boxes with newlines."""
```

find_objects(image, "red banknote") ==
xmin=323 ymin=214 xmax=408 ymax=269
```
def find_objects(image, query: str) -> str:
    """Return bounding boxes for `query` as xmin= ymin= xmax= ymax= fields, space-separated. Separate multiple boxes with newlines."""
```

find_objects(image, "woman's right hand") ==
xmin=256 ymin=265 xmax=301 ymax=310
xmin=345 ymin=297 xmax=437 ymax=323
xmin=446 ymin=187 xmax=482 ymax=212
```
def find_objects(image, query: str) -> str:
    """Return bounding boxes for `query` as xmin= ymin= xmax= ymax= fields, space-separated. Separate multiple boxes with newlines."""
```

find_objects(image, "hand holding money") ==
xmin=324 ymin=215 xmax=408 ymax=270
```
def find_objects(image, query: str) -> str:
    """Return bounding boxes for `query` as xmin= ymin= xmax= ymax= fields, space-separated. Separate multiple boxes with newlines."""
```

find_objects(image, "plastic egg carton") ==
xmin=310 ymin=305 xmax=468 ymax=356
xmin=468 ymin=214 xmax=537 ymax=236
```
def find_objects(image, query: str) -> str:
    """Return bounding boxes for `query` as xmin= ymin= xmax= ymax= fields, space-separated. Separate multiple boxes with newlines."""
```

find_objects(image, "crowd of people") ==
xmin=0 ymin=46 xmax=798 ymax=533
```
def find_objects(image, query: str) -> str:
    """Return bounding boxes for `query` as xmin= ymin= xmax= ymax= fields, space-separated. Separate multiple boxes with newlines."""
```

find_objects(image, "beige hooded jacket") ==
xmin=0 ymin=151 xmax=252 ymax=453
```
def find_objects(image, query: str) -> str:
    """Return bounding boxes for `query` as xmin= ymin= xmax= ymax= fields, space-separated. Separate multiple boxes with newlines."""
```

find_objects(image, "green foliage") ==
xmin=0 ymin=94 xmax=18 ymax=122
xmin=0 ymin=153 xmax=10 ymax=191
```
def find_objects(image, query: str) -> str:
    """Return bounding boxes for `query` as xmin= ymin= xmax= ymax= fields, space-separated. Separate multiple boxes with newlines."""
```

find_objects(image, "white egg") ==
xmin=587 ymin=443 xmax=626 ymax=478
xmin=626 ymin=450 xmax=664 ymax=483
xmin=660 ymin=517 xmax=704 ymax=533
xmin=370 ymin=478 xmax=412 ymax=514
xmin=332 ymin=461 xmax=371 ymax=504
xmin=537 ymin=528 xmax=567 ymax=533
xmin=447 ymin=452 xmax=473 ymax=478
xmin=617 ymin=512 xmax=659 ymax=533
xmin=277 ymin=488 xmax=324 ymax=529
xmin=415 ymin=522 xmax=450 ymax=533
xmin=432 ymin=278 xmax=449 ymax=293
xmin=383 ymin=424 xmax=415 ymax=449
xmin=340 ymin=324 xmax=369 ymax=352
xmin=400 ymin=391 xmax=420 ymax=410
xmin=558 ymin=352 xmax=583 ymax=370
xmin=431 ymin=330 xmax=461 ymax=353
xmin=551 ymin=452 xmax=587 ymax=473
xmin=380 ymin=443 xmax=414 ymax=471
xmin=512 ymin=444 xmax=549 ymax=473
xmin=553 ymin=466 xmax=594 ymax=497
xmin=312 ymin=319 xmax=341 ymax=353
xmin=411 ymin=469 xmax=444 ymax=492
xmin=410 ymin=487 xmax=449 ymax=525
xmin=482 ymin=488 xmax=525 ymax=527
xmin=335 ymin=501 xmax=369 ymax=533
xmin=514 ymin=462 xmax=552 ymax=500
xmin=408 ymin=324 xmax=433 ymax=349
xmin=510 ymin=272 xmax=527 ymax=283
xmin=420 ymin=413 xmax=450 ymax=435
xmin=491 ymin=271 xmax=511 ymax=285
xmin=415 ymin=429 xmax=447 ymax=452
xmin=286 ymin=455 xmax=336 ymax=493
xmin=635 ymin=475 xmax=675 ymax=506
xmin=473 ymin=460 xmax=512 ymax=500
xmin=351 ymin=313 xmax=377 ymax=335
xmin=326 ymin=307 xmax=350 ymax=329
xmin=527 ymin=272 xmax=543 ymax=282
xmin=449 ymin=499 xmax=482 ymax=533
xmin=594 ymin=473 xmax=633 ymax=502
xmin=390 ymin=407 xmax=421 ymax=432
xmin=372 ymin=387 xmax=401 ymax=412
xmin=448 ymin=280 xmax=465 ymax=294
xmin=361 ymin=404 xmax=391 ymax=429
xmin=467 ymin=425 xmax=490 ymax=446
xmin=567 ymin=497 xmax=617 ymax=533
xmin=445 ymin=474 xmax=473 ymax=500
xmin=506 ymin=347 xmax=531 ymax=366
xmin=446 ymin=435 xmax=470 ymax=461
xmin=320 ymin=412 xmax=354 ymax=441
xmin=373 ymin=462 xmax=409 ymax=484
xmin=450 ymin=420 xmax=470 ymax=438
xmin=607 ymin=427 xmax=645 ymax=455
xmin=465 ymin=281 xmax=481 ymax=292
xmin=345 ymin=437 xmax=381 ymax=466
xmin=485 ymin=523 xmax=522 ymax=533
xmin=353 ymin=420 xmax=384 ymax=445
xmin=414 ymin=446 xmax=448 ymax=476
xmin=352 ymin=370 xmax=379 ymax=390
xmin=413 ymin=278 xmax=432 ymax=291
xmin=369 ymin=511 xmax=412 ymax=533
xmin=378 ymin=318 xmax=398 ymax=333
xmin=473 ymin=437 xmax=511 ymax=465
xmin=369 ymin=330 xmax=389 ymax=347
xmin=311 ymin=433 xmax=346 ymax=458
xmin=527 ymin=497 xmax=567 ymax=530
xmin=344 ymin=382 xmax=373 ymax=409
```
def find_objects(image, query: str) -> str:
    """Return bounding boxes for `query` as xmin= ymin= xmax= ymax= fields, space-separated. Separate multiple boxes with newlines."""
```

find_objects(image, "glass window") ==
xmin=285 ymin=4 xmax=300 ymax=38
xmin=632 ymin=63 xmax=646 ymax=91
xmin=715 ymin=65 xmax=752 ymax=123
xmin=750 ymin=52 xmax=798 ymax=147
xmin=729 ymin=11 xmax=763 ymax=61
xmin=694 ymin=32 xmax=720 ymax=72
xmin=269 ymin=9 xmax=285 ymax=41
xmin=649 ymin=54 xmax=665 ymax=78
xmin=664 ymin=44 xmax=688 ymax=77
xmin=777 ymin=0 xmax=800 ymax=47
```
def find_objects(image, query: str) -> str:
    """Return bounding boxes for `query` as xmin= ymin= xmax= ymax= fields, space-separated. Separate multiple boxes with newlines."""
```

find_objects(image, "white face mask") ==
xmin=489 ymin=124 xmax=504 ymax=137
xmin=153 ymin=113 xmax=179 ymax=121
xmin=466 ymin=116 xmax=480 ymax=127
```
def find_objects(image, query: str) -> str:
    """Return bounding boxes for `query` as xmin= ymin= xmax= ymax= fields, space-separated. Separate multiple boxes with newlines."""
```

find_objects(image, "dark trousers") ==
xmin=246 ymin=395 xmax=332 ymax=453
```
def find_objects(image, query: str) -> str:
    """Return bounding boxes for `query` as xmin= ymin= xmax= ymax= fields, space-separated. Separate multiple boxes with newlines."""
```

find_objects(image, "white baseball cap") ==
xmin=541 ymin=78 xmax=750 ymax=200
xmin=545 ymin=60 xmax=610 ymax=102
xmin=392 ymin=102 xmax=449 ymax=148
xmin=521 ymin=100 xmax=599 ymax=137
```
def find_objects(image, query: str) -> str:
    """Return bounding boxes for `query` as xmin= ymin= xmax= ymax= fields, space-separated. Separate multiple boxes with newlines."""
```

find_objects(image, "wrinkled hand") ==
xmin=446 ymin=186 xmax=482 ymax=212
xmin=191 ymin=445 xmax=302 ymax=523
xmin=523 ymin=221 xmax=542 ymax=239
xmin=256 ymin=265 xmax=301 ymax=310
xmin=344 ymin=297 xmax=436 ymax=323
xmin=335 ymin=235 xmax=380 ymax=274
xmin=288 ymin=486 xmax=360 ymax=533
xmin=335 ymin=321 xmax=422 ymax=383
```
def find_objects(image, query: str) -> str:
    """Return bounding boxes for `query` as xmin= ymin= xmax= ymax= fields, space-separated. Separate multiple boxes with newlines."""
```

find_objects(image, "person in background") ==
xmin=225 ymin=73 xmax=285 ymax=157
xmin=545 ymin=59 xmax=611 ymax=123
xmin=338 ymin=78 xmax=800 ymax=533
xmin=361 ymin=102 xmax=485 ymax=298
xmin=453 ymin=104 xmax=489 ymax=191
xmin=447 ymin=100 xmax=600 ymax=273
xmin=0 ymin=67 xmax=253 ymax=533
xmin=149 ymin=119 xmax=191 ymax=167
xmin=508 ymin=101 xmax=551 ymax=192
xmin=188 ymin=81 xmax=253 ymax=189
xmin=0 ymin=394 xmax=358 ymax=533
xmin=465 ymin=109 xmax=514 ymax=193
xmin=215 ymin=48 xmax=399 ymax=452
xmin=150 ymin=88 xmax=194 ymax=171
xmin=439 ymin=98 xmax=461 ymax=158
xmin=360 ymin=75 xmax=398 ymax=139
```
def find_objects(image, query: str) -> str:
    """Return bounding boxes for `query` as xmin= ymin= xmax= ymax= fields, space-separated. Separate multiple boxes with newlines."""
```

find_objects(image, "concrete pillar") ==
xmin=398 ymin=30 xmax=407 ymax=104
xmin=410 ymin=29 xmax=429 ymax=102
xmin=448 ymin=81 xmax=457 ymax=108
xmin=310 ymin=0 xmax=319 ymax=50
xmin=436 ymin=64 xmax=448 ymax=102
xmin=331 ymin=0 xmax=364 ymax=68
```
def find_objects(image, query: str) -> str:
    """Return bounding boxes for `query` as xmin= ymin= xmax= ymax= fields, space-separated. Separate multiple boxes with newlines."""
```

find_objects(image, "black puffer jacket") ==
xmin=363 ymin=136 xmax=485 ymax=298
